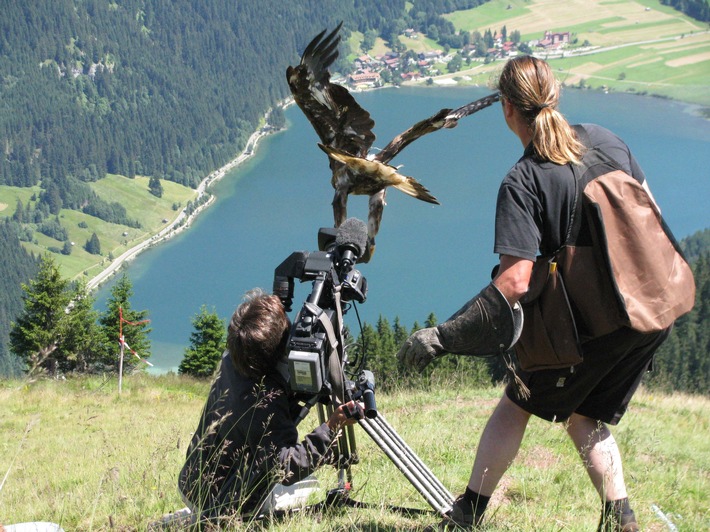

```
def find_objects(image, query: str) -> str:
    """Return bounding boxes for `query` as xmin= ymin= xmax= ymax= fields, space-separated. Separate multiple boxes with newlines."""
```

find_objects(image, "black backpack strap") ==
xmin=564 ymin=161 xmax=585 ymax=247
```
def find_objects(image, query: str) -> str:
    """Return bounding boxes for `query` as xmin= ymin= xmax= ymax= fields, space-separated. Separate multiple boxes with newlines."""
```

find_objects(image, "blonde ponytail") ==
xmin=498 ymin=56 xmax=585 ymax=165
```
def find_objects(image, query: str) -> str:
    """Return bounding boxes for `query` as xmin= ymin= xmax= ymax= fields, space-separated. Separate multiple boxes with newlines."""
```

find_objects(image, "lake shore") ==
xmin=86 ymin=116 xmax=281 ymax=292
xmin=86 ymin=61 xmax=708 ymax=294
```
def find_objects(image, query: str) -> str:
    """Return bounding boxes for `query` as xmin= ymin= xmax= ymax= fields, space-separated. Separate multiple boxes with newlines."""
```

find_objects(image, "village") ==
xmin=345 ymin=28 xmax=572 ymax=89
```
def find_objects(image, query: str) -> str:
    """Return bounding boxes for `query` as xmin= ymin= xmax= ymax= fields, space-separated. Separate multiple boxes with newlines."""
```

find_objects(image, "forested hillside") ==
xmin=0 ymin=0 xmax=491 ymax=374
xmin=646 ymin=229 xmax=710 ymax=393
xmin=0 ymin=0 xmax=486 ymax=190
xmin=0 ymin=222 xmax=39 ymax=376
xmin=0 ymin=0 xmax=345 ymax=190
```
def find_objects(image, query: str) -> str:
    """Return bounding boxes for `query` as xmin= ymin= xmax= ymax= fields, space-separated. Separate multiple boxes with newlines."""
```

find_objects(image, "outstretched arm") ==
xmin=493 ymin=255 xmax=534 ymax=304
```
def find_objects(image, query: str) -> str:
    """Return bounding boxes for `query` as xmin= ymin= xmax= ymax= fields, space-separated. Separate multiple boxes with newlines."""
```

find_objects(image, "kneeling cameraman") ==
xmin=178 ymin=289 xmax=362 ymax=523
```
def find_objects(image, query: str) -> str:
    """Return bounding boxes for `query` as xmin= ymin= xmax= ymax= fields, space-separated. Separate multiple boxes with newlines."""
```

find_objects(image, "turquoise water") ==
xmin=95 ymin=86 xmax=710 ymax=373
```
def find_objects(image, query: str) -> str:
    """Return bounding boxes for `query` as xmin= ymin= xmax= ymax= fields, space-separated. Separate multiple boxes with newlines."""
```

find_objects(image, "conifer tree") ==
xmin=178 ymin=306 xmax=226 ymax=378
xmin=148 ymin=175 xmax=163 ymax=198
xmin=98 ymin=274 xmax=151 ymax=372
xmin=61 ymin=279 xmax=105 ymax=373
xmin=374 ymin=315 xmax=399 ymax=385
xmin=9 ymin=256 xmax=107 ymax=375
xmin=84 ymin=232 xmax=101 ymax=255
xmin=9 ymin=254 xmax=71 ymax=375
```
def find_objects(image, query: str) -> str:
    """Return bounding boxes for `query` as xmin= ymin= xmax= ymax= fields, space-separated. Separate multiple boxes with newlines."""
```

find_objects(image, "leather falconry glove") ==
xmin=396 ymin=283 xmax=523 ymax=372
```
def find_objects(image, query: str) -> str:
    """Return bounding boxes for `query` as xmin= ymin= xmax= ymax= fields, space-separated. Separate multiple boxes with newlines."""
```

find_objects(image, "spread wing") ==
xmin=319 ymin=143 xmax=439 ymax=205
xmin=374 ymin=92 xmax=501 ymax=164
xmin=445 ymin=91 xmax=501 ymax=123
xmin=286 ymin=22 xmax=375 ymax=159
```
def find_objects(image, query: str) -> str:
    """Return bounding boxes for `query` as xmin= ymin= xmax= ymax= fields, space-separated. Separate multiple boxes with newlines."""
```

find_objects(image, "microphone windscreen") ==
xmin=335 ymin=218 xmax=368 ymax=256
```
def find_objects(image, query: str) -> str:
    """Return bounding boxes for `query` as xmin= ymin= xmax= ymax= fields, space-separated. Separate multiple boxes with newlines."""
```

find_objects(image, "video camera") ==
xmin=273 ymin=218 xmax=376 ymax=418
xmin=273 ymin=220 xmax=454 ymax=517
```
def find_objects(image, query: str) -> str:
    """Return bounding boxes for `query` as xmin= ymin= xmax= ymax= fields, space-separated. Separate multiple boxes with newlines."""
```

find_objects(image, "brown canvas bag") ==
xmin=515 ymin=256 xmax=583 ymax=371
xmin=515 ymin=142 xmax=695 ymax=371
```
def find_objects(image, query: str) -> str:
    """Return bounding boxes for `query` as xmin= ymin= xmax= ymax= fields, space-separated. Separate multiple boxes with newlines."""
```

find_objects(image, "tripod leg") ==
xmin=358 ymin=413 xmax=454 ymax=516
xmin=319 ymin=403 xmax=356 ymax=491
xmin=372 ymin=415 xmax=453 ymax=506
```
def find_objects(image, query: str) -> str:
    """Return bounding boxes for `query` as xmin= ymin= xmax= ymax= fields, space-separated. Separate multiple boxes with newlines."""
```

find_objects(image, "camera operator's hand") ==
xmin=327 ymin=400 xmax=364 ymax=432
xmin=396 ymin=327 xmax=445 ymax=372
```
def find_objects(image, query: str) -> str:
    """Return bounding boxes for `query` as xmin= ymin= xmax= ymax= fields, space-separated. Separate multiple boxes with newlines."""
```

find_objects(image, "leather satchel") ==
xmin=515 ymin=255 xmax=583 ymax=371
xmin=514 ymin=137 xmax=695 ymax=371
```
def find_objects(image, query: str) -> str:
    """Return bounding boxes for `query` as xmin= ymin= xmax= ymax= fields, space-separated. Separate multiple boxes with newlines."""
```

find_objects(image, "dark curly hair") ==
xmin=227 ymin=289 xmax=290 ymax=379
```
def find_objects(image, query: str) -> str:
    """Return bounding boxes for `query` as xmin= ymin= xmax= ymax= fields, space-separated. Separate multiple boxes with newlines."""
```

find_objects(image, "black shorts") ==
xmin=506 ymin=326 xmax=671 ymax=425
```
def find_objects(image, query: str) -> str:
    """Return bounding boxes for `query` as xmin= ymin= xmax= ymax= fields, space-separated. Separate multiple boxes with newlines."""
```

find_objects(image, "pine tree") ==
xmin=9 ymin=254 xmax=71 ymax=375
xmin=84 ymin=232 xmax=101 ymax=255
xmin=98 ymin=274 xmax=151 ymax=372
xmin=178 ymin=306 xmax=226 ymax=377
xmin=61 ymin=279 xmax=105 ymax=373
xmin=374 ymin=315 xmax=399 ymax=387
xmin=8 ymin=255 xmax=108 ymax=375
xmin=148 ymin=175 xmax=163 ymax=198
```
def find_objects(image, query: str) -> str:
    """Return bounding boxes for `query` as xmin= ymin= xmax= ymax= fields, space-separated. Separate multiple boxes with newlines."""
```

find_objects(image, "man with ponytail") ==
xmin=397 ymin=56 xmax=672 ymax=531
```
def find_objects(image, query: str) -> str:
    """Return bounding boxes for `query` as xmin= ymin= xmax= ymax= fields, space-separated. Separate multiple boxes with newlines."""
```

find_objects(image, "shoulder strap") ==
xmin=573 ymin=124 xmax=627 ymax=172
xmin=563 ymin=125 xmax=631 ymax=247
xmin=564 ymin=163 xmax=584 ymax=247
xmin=561 ymin=125 xmax=589 ymax=248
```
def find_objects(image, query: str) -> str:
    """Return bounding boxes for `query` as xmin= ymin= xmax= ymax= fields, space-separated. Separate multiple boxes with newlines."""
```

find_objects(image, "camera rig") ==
xmin=273 ymin=219 xmax=454 ymax=517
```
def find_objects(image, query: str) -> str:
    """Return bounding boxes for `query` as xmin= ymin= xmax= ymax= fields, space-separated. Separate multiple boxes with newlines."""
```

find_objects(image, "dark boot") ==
xmin=438 ymin=494 xmax=485 ymax=530
xmin=598 ymin=501 xmax=639 ymax=532
xmin=439 ymin=497 xmax=474 ymax=530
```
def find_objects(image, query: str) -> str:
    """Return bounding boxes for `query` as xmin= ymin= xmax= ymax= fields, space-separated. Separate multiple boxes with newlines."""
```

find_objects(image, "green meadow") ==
xmin=438 ymin=0 xmax=710 ymax=105
xmin=1 ymin=176 xmax=198 ymax=281
xmin=1 ymin=376 xmax=708 ymax=530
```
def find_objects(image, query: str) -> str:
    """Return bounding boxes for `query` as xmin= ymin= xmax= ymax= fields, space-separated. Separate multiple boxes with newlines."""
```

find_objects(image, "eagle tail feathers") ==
xmin=393 ymin=178 xmax=440 ymax=205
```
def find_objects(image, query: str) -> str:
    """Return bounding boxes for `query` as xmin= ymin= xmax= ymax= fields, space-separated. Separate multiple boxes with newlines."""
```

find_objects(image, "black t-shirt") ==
xmin=494 ymin=123 xmax=646 ymax=260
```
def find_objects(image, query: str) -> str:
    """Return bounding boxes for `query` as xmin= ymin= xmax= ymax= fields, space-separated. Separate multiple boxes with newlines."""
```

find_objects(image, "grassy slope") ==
xmin=439 ymin=0 xmax=710 ymax=104
xmin=0 ymin=176 xmax=197 ymax=281
xmin=0 ymin=376 xmax=707 ymax=530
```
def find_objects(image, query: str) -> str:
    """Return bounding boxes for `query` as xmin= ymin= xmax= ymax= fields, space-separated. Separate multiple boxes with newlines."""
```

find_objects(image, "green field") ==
xmin=1 ymin=176 xmax=198 ymax=281
xmin=445 ymin=0 xmax=703 ymax=44
xmin=439 ymin=0 xmax=710 ymax=105
xmin=1 ymin=376 xmax=708 ymax=530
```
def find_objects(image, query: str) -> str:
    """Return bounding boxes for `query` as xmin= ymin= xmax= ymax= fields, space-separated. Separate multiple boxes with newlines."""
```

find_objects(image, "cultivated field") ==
xmin=439 ymin=0 xmax=710 ymax=104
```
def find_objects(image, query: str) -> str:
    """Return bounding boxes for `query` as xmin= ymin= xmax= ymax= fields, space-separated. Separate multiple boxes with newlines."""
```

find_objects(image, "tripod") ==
xmin=315 ymin=399 xmax=455 ymax=517
xmin=275 ymin=223 xmax=454 ymax=518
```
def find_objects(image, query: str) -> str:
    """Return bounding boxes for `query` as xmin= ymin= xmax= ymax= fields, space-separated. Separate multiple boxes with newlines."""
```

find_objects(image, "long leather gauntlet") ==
xmin=437 ymin=283 xmax=523 ymax=357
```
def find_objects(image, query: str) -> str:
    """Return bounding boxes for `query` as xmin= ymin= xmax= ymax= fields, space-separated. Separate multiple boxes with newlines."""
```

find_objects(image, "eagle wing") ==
xmin=286 ymin=22 xmax=375 ymax=159
xmin=319 ymin=143 xmax=439 ymax=204
xmin=444 ymin=92 xmax=501 ymax=124
xmin=374 ymin=92 xmax=501 ymax=165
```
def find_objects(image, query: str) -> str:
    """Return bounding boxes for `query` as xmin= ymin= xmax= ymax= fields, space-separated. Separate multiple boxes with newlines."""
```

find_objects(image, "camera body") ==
xmin=273 ymin=226 xmax=367 ymax=401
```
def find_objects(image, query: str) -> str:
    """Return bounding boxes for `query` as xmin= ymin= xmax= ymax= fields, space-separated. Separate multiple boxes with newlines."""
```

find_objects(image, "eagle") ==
xmin=287 ymin=23 xmax=500 ymax=261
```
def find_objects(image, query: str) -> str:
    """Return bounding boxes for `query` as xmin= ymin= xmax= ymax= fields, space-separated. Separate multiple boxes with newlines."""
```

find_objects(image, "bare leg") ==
xmin=565 ymin=413 xmax=628 ymax=501
xmin=467 ymin=393 xmax=532 ymax=496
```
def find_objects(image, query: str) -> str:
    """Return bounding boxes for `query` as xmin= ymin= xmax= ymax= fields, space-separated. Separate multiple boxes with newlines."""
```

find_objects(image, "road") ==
xmin=86 ymin=127 xmax=270 ymax=292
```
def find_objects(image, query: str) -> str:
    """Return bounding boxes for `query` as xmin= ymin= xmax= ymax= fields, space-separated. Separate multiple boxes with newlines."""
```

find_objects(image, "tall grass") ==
xmin=1 ymin=374 xmax=708 ymax=530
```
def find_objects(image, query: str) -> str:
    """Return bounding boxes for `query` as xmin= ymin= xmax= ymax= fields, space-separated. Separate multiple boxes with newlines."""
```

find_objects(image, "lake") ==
xmin=95 ymin=86 xmax=710 ymax=373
